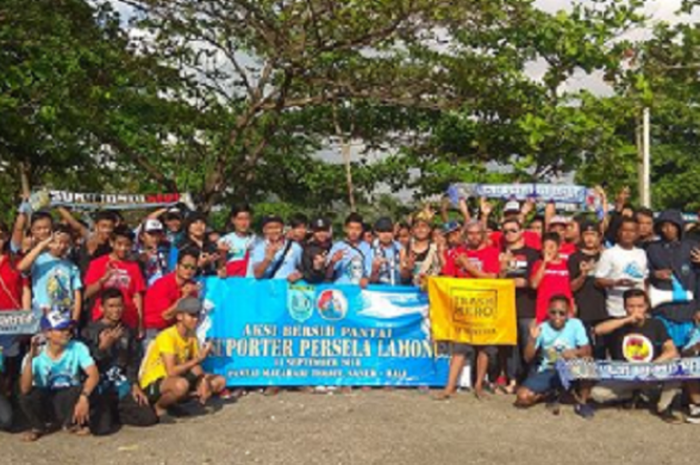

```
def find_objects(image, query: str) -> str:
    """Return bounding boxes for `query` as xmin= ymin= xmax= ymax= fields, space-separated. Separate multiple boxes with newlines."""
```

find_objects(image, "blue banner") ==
xmin=199 ymin=278 xmax=449 ymax=387
xmin=556 ymin=358 xmax=700 ymax=390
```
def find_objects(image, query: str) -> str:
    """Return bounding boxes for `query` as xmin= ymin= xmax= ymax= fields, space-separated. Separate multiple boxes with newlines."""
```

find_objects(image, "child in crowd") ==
xmin=18 ymin=225 xmax=83 ymax=322
xmin=218 ymin=204 xmax=256 ymax=277
xmin=85 ymin=226 xmax=146 ymax=338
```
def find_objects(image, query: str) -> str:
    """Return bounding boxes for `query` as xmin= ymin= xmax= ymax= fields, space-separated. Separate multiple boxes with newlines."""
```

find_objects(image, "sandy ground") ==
xmin=0 ymin=389 xmax=698 ymax=465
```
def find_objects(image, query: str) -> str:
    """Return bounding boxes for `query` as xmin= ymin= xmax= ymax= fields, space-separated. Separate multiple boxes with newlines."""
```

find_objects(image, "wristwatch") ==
xmin=80 ymin=391 xmax=91 ymax=399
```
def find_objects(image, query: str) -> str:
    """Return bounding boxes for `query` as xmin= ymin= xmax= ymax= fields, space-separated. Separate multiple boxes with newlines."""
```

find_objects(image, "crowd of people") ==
xmin=1 ymin=185 xmax=700 ymax=441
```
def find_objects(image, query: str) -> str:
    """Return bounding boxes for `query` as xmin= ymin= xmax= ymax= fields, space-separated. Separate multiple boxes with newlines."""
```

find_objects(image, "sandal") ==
xmin=434 ymin=391 xmax=454 ymax=401
xmin=263 ymin=387 xmax=280 ymax=397
xmin=21 ymin=430 xmax=42 ymax=442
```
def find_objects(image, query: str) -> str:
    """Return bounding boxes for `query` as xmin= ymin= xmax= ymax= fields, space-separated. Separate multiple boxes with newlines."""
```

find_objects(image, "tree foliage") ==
xmin=3 ymin=0 xmax=700 ymax=221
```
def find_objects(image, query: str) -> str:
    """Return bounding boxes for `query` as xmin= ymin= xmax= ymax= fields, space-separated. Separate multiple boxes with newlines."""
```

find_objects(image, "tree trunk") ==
xmin=333 ymin=105 xmax=356 ymax=212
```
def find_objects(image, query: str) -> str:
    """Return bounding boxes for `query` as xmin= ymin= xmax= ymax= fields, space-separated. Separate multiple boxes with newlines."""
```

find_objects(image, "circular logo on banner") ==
xmin=289 ymin=291 xmax=314 ymax=323
xmin=622 ymin=334 xmax=654 ymax=362
xmin=317 ymin=290 xmax=348 ymax=321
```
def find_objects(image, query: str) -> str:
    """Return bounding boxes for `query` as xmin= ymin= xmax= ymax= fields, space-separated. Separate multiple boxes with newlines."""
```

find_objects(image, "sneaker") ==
xmin=574 ymin=403 xmax=595 ymax=420
xmin=686 ymin=404 xmax=700 ymax=424
xmin=658 ymin=408 xmax=684 ymax=425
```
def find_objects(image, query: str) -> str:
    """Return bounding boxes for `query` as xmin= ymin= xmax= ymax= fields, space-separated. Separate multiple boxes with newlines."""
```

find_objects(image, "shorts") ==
xmin=522 ymin=369 xmax=562 ymax=394
xmin=656 ymin=315 xmax=694 ymax=348
xmin=143 ymin=372 xmax=203 ymax=404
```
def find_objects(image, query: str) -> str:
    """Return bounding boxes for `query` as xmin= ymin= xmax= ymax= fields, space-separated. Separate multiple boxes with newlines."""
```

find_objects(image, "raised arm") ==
xmin=17 ymin=235 xmax=53 ymax=273
xmin=56 ymin=207 xmax=89 ymax=239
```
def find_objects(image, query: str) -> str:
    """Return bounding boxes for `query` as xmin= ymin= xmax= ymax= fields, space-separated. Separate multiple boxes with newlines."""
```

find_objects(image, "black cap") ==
xmin=580 ymin=221 xmax=600 ymax=234
xmin=261 ymin=215 xmax=284 ymax=228
xmin=311 ymin=217 xmax=331 ymax=231
xmin=374 ymin=217 xmax=394 ymax=233
xmin=164 ymin=206 xmax=183 ymax=219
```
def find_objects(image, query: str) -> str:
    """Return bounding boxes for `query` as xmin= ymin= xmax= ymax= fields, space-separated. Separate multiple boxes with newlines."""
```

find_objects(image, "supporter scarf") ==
xmin=29 ymin=189 xmax=194 ymax=211
xmin=556 ymin=358 xmax=700 ymax=389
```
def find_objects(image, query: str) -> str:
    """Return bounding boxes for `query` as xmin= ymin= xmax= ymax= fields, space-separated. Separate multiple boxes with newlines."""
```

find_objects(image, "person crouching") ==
xmin=138 ymin=297 xmax=225 ymax=418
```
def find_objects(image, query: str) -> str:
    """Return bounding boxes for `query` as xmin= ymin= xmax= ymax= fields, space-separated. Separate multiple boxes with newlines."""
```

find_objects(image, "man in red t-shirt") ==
xmin=481 ymin=200 xmax=542 ymax=251
xmin=143 ymin=248 xmax=200 ymax=346
xmin=531 ymin=232 xmax=574 ymax=322
xmin=0 ymin=225 xmax=30 ymax=310
xmin=439 ymin=220 xmax=500 ymax=400
xmin=85 ymin=226 xmax=146 ymax=336
xmin=548 ymin=215 xmax=578 ymax=261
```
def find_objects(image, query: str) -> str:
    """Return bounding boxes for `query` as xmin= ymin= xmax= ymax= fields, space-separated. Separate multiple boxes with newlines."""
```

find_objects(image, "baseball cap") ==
xmin=175 ymin=297 xmax=203 ymax=316
xmin=442 ymin=220 xmax=461 ymax=234
xmin=261 ymin=215 xmax=284 ymax=228
xmin=143 ymin=218 xmax=164 ymax=233
xmin=311 ymin=217 xmax=331 ymax=231
xmin=504 ymin=200 xmax=520 ymax=213
xmin=164 ymin=206 xmax=182 ymax=219
xmin=550 ymin=215 xmax=570 ymax=226
xmin=41 ymin=311 xmax=74 ymax=331
xmin=580 ymin=221 xmax=600 ymax=234
xmin=374 ymin=217 xmax=394 ymax=233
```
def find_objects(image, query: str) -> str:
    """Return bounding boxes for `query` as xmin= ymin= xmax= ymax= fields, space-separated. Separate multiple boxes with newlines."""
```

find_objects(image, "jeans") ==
xmin=0 ymin=393 xmax=12 ymax=431
xmin=507 ymin=318 xmax=535 ymax=383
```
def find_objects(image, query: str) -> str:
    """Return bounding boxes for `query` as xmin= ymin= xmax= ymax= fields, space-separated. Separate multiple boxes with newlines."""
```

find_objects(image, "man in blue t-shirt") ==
xmin=328 ymin=213 xmax=371 ymax=287
xmin=247 ymin=215 xmax=303 ymax=282
xmin=366 ymin=217 xmax=403 ymax=286
xmin=17 ymin=225 xmax=83 ymax=322
xmin=19 ymin=311 xmax=99 ymax=441
xmin=515 ymin=295 xmax=591 ymax=415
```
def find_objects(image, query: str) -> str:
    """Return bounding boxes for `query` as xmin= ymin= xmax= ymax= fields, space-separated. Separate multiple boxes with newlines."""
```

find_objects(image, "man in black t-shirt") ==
xmin=82 ymin=289 xmax=158 ymax=434
xmin=499 ymin=218 xmax=540 ymax=388
xmin=568 ymin=221 xmax=607 ymax=359
xmin=586 ymin=289 xmax=682 ymax=423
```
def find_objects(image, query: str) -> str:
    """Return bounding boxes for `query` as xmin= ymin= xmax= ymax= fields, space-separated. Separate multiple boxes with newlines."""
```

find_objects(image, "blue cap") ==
xmin=41 ymin=311 xmax=74 ymax=331
xmin=442 ymin=221 xmax=461 ymax=234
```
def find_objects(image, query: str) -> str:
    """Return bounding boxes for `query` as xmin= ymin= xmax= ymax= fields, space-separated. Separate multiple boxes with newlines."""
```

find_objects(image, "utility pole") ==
xmin=637 ymin=107 xmax=651 ymax=208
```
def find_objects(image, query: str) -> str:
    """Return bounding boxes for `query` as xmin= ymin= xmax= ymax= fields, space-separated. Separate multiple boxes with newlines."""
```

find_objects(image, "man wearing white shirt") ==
xmin=594 ymin=218 xmax=648 ymax=318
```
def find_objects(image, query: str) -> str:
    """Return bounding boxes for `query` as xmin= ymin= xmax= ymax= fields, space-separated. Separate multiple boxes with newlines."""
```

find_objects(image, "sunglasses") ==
xmin=548 ymin=310 xmax=567 ymax=317
xmin=503 ymin=229 xmax=520 ymax=234
xmin=180 ymin=264 xmax=197 ymax=270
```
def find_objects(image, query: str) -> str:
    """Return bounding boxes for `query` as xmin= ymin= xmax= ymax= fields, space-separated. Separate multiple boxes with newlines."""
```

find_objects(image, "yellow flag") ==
xmin=428 ymin=277 xmax=517 ymax=345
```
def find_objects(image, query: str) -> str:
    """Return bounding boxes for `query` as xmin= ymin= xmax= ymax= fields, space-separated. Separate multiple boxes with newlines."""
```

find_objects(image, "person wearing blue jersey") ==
xmin=328 ymin=213 xmax=370 ymax=287
xmin=367 ymin=217 xmax=404 ymax=286
xmin=247 ymin=216 xmax=303 ymax=282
